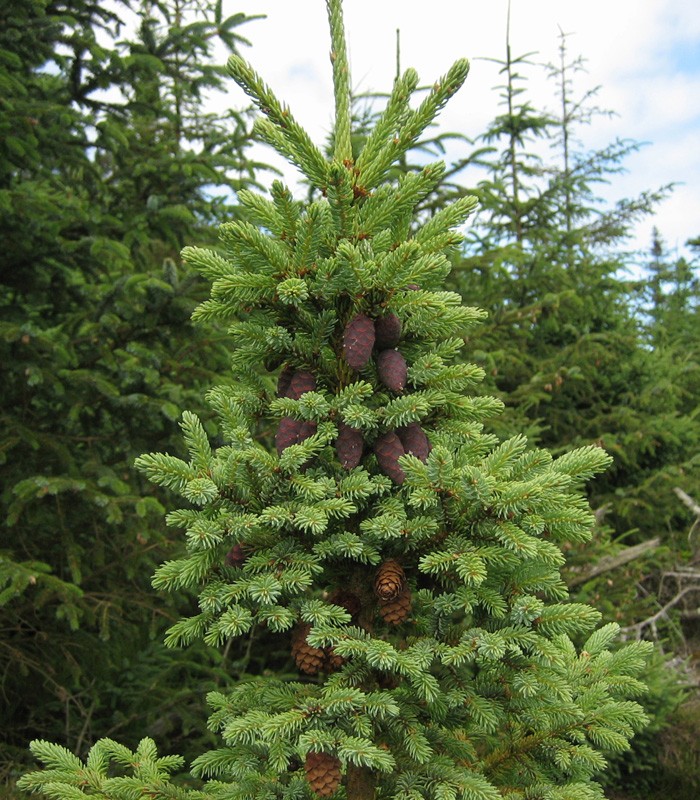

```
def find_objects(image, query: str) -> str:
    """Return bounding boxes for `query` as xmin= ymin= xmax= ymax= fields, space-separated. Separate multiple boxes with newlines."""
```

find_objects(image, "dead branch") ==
xmin=567 ymin=538 xmax=660 ymax=588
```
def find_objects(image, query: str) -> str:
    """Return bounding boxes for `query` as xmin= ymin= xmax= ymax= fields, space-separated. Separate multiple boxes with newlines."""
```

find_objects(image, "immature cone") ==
xmin=374 ymin=312 xmax=402 ymax=349
xmin=275 ymin=416 xmax=303 ymax=455
xmin=298 ymin=420 xmax=318 ymax=442
xmin=379 ymin=583 xmax=412 ymax=625
xmin=377 ymin=349 xmax=407 ymax=392
xmin=291 ymin=623 xmax=325 ymax=675
xmin=277 ymin=364 xmax=294 ymax=397
xmin=335 ymin=422 xmax=364 ymax=470
xmin=397 ymin=422 xmax=431 ymax=463
xmin=224 ymin=543 xmax=246 ymax=568
xmin=374 ymin=558 xmax=406 ymax=601
xmin=373 ymin=431 xmax=406 ymax=484
xmin=304 ymin=752 xmax=342 ymax=798
xmin=288 ymin=370 xmax=317 ymax=399
xmin=343 ymin=313 xmax=375 ymax=370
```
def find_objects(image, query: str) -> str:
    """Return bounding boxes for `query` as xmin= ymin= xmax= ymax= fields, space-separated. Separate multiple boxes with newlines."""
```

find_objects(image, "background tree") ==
xmin=0 ymin=0 xmax=264 ymax=785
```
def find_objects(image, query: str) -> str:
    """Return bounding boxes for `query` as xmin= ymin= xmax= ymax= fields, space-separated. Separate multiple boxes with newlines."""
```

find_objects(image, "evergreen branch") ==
xmin=326 ymin=0 xmax=352 ymax=164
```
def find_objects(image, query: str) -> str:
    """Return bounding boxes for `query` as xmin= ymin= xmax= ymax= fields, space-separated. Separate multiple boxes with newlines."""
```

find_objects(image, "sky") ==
xmin=217 ymin=0 xmax=700 ymax=263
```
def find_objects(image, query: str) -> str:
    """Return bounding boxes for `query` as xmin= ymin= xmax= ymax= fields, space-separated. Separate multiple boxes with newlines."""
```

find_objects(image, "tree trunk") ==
xmin=346 ymin=764 xmax=377 ymax=800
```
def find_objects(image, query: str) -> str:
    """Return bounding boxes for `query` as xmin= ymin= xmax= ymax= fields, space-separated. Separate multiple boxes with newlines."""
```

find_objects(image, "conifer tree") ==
xmin=20 ymin=3 xmax=652 ymax=799
xmin=1 ymin=0 xmax=261 ymax=779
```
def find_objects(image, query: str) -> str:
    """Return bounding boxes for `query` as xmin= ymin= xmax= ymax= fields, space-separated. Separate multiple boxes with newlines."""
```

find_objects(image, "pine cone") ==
xmin=377 ymin=349 xmax=407 ymax=392
xmin=324 ymin=646 xmax=346 ymax=672
xmin=343 ymin=313 xmax=375 ymax=370
xmin=397 ymin=422 xmax=431 ymax=462
xmin=288 ymin=370 xmax=317 ymax=400
xmin=277 ymin=364 xmax=295 ymax=397
xmin=304 ymin=752 xmax=342 ymax=798
xmin=374 ymin=558 xmax=406 ymax=601
xmin=378 ymin=584 xmax=412 ymax=625
xmin=327 ymin=588 xmax=362 ymax=621
xmin=291 ymin=623 xmax=325 ymax=675
xmin=275 ymin=416 xmax=302 ymax=455
xmin=373 ymin=431 xmax=406 ymax=484
xmin=405 ymin=283 xmax=420 ymax=291
xmin=224 ymin=543 xmax=246 ymax=568
xmin=298 ymin=420 xmax=318 ymax=442
xmin=336 ymin=422 xmax=364 ymax=470
xmin=374 ymin=313 xmax=402 ymax=349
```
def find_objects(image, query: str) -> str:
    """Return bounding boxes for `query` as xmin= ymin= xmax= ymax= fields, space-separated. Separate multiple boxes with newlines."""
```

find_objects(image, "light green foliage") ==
xmin=20 ymin=2 xmax=653 ymax=799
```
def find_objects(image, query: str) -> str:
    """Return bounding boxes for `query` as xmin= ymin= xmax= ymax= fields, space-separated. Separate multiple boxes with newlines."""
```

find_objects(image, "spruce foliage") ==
xmin=20 ymin=2 xmax=652 ymax=799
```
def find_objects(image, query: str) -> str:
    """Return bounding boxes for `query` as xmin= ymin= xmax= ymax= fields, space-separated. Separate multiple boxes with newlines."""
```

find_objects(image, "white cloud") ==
xmin=223 ymin=0 xmax=700 ymax=254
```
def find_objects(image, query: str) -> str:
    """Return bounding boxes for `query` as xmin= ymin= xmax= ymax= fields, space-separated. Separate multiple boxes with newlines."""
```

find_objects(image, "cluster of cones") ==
xmin=291 ymin=560 xmax=411 ymax=675
xmin=274 ymin=363 xmax=431 ymax=482
xmin=343 ymin=311 xmax=406 ymax=391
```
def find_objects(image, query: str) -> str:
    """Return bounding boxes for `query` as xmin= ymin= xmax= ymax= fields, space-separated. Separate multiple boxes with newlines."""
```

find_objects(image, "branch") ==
xmin=674 ymin=487 xmax=700 ymax=518
xmin=620 ymin=585 xmax=700 ymax=639
xmin=567 ymin=538 xmax=660 ymax=588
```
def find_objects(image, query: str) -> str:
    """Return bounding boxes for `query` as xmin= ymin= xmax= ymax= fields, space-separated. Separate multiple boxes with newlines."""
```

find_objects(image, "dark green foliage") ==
xmin=0 ymin=0 xmax=263 ymax=784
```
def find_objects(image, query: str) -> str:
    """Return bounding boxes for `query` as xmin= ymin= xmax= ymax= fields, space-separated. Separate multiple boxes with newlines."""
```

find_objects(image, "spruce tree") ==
xmin=20 ymin=3 xmax=652 ymax=799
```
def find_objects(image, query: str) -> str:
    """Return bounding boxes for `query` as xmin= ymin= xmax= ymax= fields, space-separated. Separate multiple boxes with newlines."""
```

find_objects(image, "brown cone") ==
xmin=397 ymin=422 xmax=431 ymax=463
xmin=343 ymin=313 xmax=375 ymax=370
xmin=288 ymin=370 xmax=317 ymax=400
xmin=373 ymin=431 xmax=406 ymax=484
xmin=324 ymin=646 xmax=346 ymax=672
xmin=277 ymin=365 xmax=294 ymax=397
xmin=224 ymin=543 xmax=246 ymax=568
xmin=379 ymin=584 xmax=412 ymax=625
xmin=336 ymin=422 xmax=364 ymax=470
xmin=374 ymin=313 xmax=402 ymax=349
xmin=291 ymin=623 xmax=325 ymax=675
xmin=377 ymin=349 xmax=407 ymax=392
xmin=275 ymin=416 xmax=302 ymax=455
xmin=374 ymin=558 xmax=406 ymax=601
xmin=304 ymin=752 xmax=342 ymax=798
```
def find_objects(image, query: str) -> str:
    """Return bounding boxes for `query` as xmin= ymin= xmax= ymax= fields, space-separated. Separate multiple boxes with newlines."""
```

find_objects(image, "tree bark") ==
xmin=346 ymin=764 xmax=376 ymax=800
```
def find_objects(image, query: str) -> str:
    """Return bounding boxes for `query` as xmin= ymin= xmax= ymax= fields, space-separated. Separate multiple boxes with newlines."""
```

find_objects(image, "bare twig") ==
xmin=620 ymin=586 xmax=700 ymax=640
xmin=567 ymin=538 xmax=660 ymax=588
xmin=674 ymin=487 xmax=700 ymax=518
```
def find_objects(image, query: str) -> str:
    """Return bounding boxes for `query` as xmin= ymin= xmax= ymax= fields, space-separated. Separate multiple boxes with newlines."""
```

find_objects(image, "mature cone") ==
xmin=288 ymin=370 xmax=317 ymax=399
xmin=379 ymin=584 xmax=412 ymax=625
xmin=377 ymin=349 xmax=407 ymax=392
xmin=224 ymin=543 xmax=246 ymax=568
xmin=324 ymin=646 xmax=346 ymax=672
xmin=327 ymin=588 xmax=362 ymax=621
xmin=343 ymin=313 xmax=375 ymax=370
xmin=291 ymin=623 xmax=325 ymax=675
xmin=275 ymin=416 xmax=303 ymax=455
xmin=374 ymin=558 xmax=406 ymax=601
xmin=336 ymin=421 xmax=364 ymax=470
xmin=373 ymin=431 xmax=406 ymax=484
xmin=304 ymin=752 xmax=342 ymax=798
xmin=374 ymin=312 xmax=402 ymax=349
xmin=397 ymin=422 xmax=431 ymax=462
xmin=277 ymin=364 xmax=294 ymax=397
